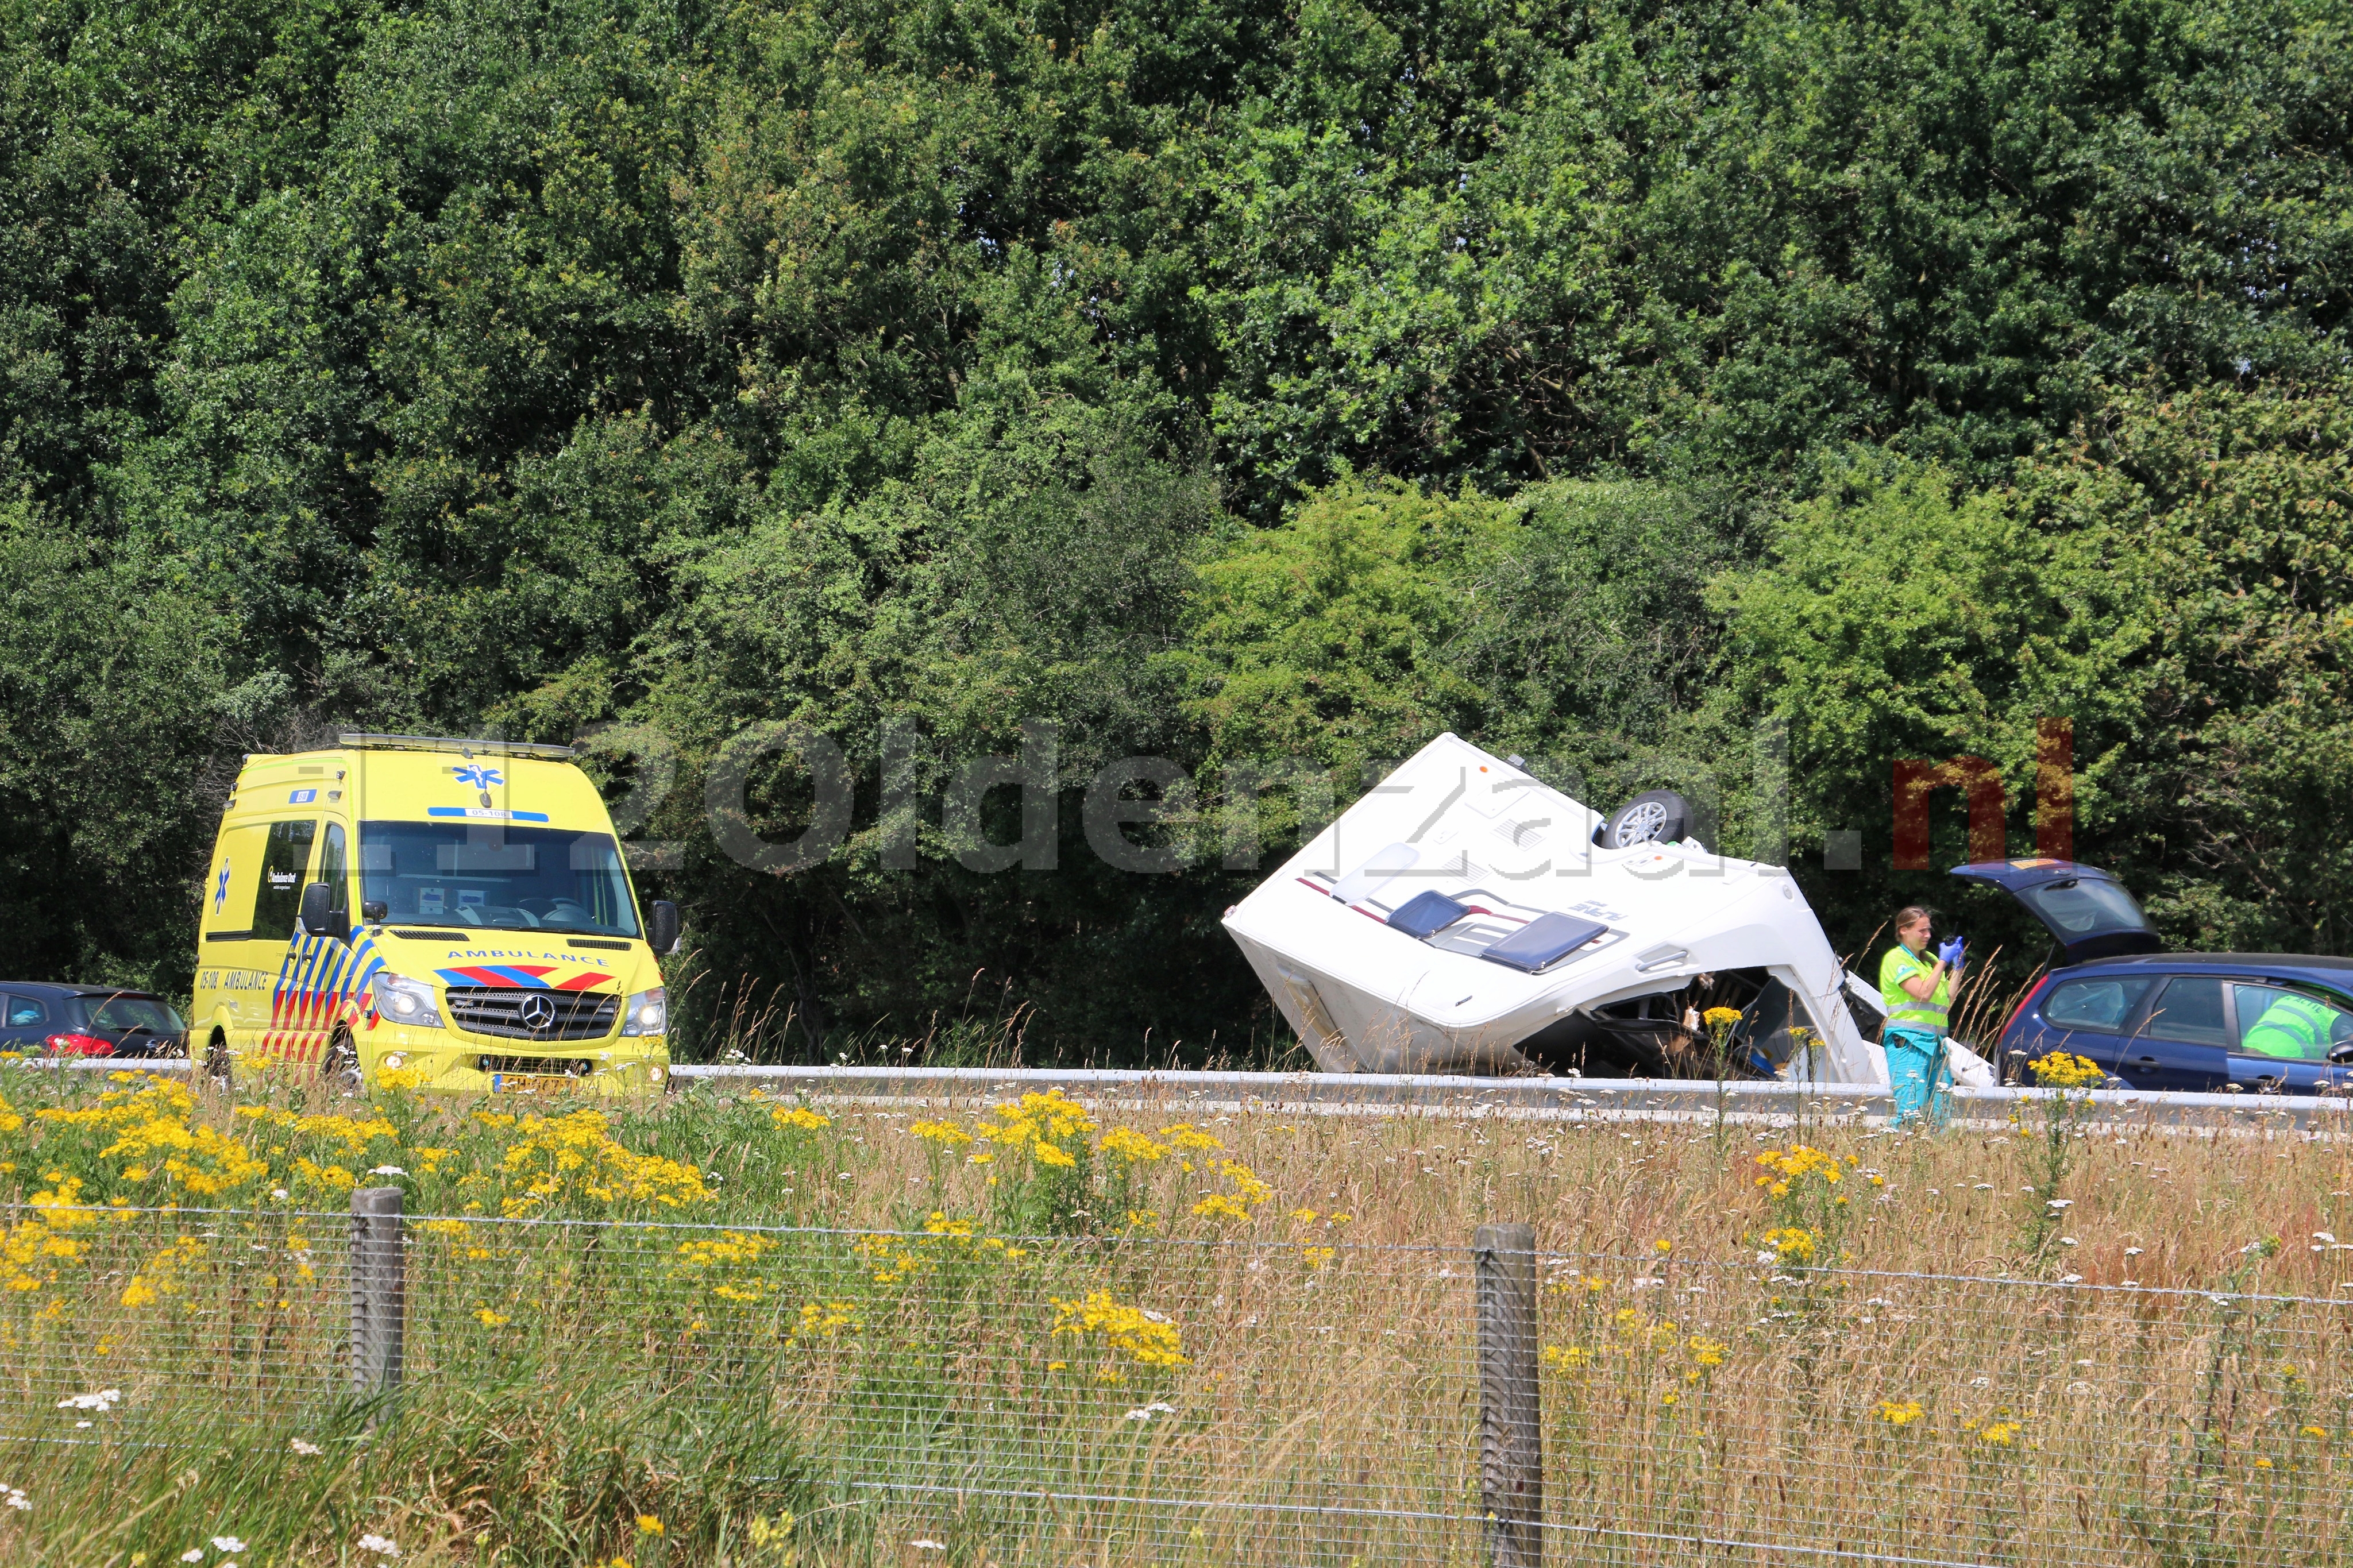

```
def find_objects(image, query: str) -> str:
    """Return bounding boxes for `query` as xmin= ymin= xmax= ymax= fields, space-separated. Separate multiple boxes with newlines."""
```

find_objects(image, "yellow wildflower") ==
xmin=793 ymin=1301 xmax=860 ymax=1339
xmin=495 ymin=1110 xmax=709 ymax=1213
xmin=772 ymin=1106 xmax=831 ymax=1131
xmin=1050 ymin=1290 xmax=1189 ymax=1368
xmin=1097 ymin=1126 xmax=1167 ymax=1163
xmin=2029 ymin=1051 xmax=2104 ymax=1088
xmin=977 ymin=1089 xmax=1097 ymax=1165
xmin=1754 ymin=1145 xmax=1843 ymax=1185
xmin=1877 ymin=1400 xmax=1924 ymax=1428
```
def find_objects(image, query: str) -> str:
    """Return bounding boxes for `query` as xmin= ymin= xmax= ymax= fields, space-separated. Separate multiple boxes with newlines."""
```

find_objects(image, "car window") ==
xmin=249 ymin=818 xmax=318 ymax=939
xmin=2042 ymin=976 xmax=2154 ymax=1032
xmin=2 ymin=995 xmax=48 ymax=1028
xmin=2141 ymin=976 xmax=2229 ymax=1045
xmin=2231 ymin=983 xmax=2353 ymax=1063
xmin=2016 ymin=877 xmax=2152 ymax=938
xmin=84 ymin=997 xmax=183 ymax=1034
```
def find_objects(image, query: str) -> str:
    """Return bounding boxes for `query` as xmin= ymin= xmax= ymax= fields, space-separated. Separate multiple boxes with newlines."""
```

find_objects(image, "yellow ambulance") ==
xmin=190 ymin=734 xmax=678 ymax=1094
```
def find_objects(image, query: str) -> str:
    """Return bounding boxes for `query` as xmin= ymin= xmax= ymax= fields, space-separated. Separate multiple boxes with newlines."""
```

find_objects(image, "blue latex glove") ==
xmin=1936 ymin=936 xmax=1966 ymax=966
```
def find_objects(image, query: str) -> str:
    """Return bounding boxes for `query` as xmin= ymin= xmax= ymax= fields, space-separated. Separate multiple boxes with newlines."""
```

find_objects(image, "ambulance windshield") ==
xmin=358 ymin=821 xmax=641 ymax=937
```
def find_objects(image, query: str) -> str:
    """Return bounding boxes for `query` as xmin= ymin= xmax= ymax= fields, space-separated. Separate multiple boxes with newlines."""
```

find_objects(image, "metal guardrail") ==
xmin=670 ymin=1063 xmax=2352 ymax=1129
xmin=4 ymin=1056 xmax=2335 ymax=1128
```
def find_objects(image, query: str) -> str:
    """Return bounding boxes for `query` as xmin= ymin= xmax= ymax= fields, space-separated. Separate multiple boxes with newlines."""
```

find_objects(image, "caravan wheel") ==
xmin=1599 ymin=789 xmax=1696 ymax=849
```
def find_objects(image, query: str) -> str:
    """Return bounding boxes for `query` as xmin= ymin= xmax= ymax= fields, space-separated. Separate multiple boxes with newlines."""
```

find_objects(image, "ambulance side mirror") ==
xmin=299 ymin=882 xmax=338 ymax=937
xmin=648 ymin=900 xmax=681 ymax=956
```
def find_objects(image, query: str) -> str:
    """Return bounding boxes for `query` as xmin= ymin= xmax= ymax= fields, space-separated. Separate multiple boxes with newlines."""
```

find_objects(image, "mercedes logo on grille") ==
xmin=517 ymin=994 xmax=558 ymax=1033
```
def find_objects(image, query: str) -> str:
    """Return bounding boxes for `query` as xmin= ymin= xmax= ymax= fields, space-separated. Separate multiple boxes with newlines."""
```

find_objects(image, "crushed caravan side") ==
xmin=1222 ymin=734 xmax=1894 ymax=1084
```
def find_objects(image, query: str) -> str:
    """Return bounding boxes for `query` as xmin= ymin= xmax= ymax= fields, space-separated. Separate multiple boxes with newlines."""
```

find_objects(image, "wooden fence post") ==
xmin=1477 ymin=1221 xmax=1542 ymax=1567
xmin=350 ymin=1184 xmax=406 ymax=1398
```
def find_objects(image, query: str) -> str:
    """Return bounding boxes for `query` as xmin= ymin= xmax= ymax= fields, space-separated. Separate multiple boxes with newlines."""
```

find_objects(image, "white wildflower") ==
xmin=55 ymin=1389 xmax=121 ymax=1411
xmin=213 ymin=1538 xmax=247 ymax=1553
xmin=289 ymin=1439 xmax=322 ymax=1455
xmin=357 ymin=1534 xmax=400 ymax=1556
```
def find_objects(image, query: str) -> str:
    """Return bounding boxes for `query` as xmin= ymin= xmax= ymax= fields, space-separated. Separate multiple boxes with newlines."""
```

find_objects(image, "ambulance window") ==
xmin=318 ymin=823 xmax=351 ymax=928
xmin=249 ymin=819 xmax=318 ymax=939
xmin=358 ymin=821 xmax=641 ymax=937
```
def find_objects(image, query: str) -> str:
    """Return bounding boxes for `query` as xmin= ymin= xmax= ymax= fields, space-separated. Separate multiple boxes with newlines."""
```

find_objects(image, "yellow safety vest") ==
xmin=1878 ymin=945 xmax=1950 ymax=1034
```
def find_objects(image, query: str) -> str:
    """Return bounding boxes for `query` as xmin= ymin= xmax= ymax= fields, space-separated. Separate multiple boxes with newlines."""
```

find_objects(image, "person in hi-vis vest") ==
xmin=1877 ymin=905 xmax=1964 ymax=1130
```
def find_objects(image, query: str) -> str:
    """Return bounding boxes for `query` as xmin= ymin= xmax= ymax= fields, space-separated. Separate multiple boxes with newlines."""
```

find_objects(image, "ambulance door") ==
xmin=195 ymin=822 xmax=270 ymax=1057
xmin=236 ymin=817 xmax=318 ymax=1063
xmin=285 ymin=820 xmax=359 ymax=1065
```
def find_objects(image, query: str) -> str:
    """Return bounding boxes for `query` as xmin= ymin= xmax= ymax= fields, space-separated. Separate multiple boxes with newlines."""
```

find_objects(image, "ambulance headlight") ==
xmin=620 ymin=986 xmax=666 ymax=1037
xmin=371 ymin=972 xmax=442 ymax=1028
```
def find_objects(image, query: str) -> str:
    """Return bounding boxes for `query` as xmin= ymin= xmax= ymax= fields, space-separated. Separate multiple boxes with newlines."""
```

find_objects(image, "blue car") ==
xmin=1955 ymin=859 xmax=2353 ymax=1095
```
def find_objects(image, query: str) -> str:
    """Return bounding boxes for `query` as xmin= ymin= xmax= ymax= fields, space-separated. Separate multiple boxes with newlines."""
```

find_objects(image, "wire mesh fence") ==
xmin=5 ymin=1195 xmax=2352 ymax=1564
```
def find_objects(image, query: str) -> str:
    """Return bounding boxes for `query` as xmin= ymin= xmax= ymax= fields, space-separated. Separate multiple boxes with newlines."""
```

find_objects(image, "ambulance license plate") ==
xmin=489 ymin=1072 xmax=572 ymax=1095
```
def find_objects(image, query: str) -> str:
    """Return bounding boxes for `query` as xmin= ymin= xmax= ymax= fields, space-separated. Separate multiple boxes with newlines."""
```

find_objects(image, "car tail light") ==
xmin=44 ymin=1032 xmax=112 ymax=1057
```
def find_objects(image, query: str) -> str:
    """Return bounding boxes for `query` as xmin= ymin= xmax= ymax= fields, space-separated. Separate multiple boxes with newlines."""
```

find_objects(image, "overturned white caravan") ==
xmin=1224 ymin=734 xmax=1991 ymax=1086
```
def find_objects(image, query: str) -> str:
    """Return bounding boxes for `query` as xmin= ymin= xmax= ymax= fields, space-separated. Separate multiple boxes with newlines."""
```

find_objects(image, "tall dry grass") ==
xmin=0 ymin=1065 xmax=2347 ymax=1565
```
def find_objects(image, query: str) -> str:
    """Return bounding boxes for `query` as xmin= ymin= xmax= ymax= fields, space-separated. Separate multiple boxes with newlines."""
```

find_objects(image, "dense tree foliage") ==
xmin=2 ymin=0 xmax=2349 ymax=1057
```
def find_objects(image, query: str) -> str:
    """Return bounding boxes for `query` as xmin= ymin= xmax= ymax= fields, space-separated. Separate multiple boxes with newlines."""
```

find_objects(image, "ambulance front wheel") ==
xmin=205 ymin=1031 xmax=231 ymax=1087
xmin=323 ymin=1030 xmax=363 ymax=1095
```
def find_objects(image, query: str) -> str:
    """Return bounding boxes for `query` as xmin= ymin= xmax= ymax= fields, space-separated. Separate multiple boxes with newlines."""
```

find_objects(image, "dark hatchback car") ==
xmin=1956 ymin=859 xmax=2353 ymax=1094
xmin=0 ymin=985 xmax=188 ymax=1058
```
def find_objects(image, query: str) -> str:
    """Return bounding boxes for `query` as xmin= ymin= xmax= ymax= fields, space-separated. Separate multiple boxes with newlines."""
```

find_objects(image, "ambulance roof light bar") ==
xmin=334 ymin=732 xmax=577 ymax=760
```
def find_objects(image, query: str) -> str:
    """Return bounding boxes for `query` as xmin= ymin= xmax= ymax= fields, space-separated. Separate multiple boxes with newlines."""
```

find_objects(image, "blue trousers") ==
xmin=1883 ymin=1026 xmax=1951 ymax=1131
